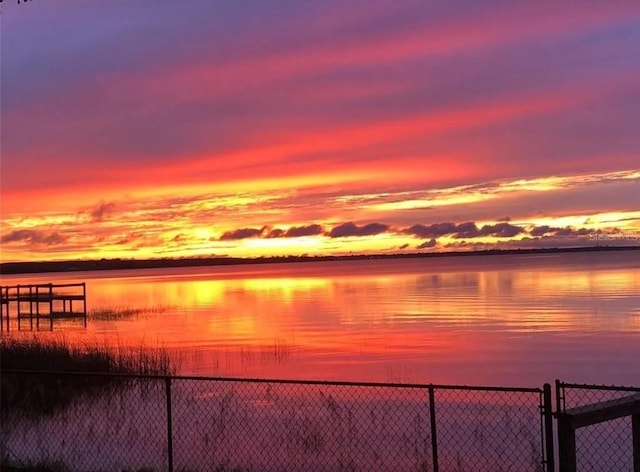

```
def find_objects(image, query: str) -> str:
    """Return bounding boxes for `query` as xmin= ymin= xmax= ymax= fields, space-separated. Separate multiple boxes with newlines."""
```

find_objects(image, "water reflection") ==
xmin=1 ymin=252 xmax=638 ymax=385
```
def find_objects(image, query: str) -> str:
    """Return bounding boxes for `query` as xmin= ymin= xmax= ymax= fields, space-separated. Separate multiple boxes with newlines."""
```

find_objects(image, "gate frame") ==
xmin=555 ymin=380 xmax=640 ymax=472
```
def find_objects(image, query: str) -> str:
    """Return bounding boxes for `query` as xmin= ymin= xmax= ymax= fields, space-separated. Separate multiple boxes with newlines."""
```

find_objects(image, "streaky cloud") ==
xmin=529 ymin=225 xmax=563 ymax=237
xmin=219 ymin=227 xmax=265 ymax=241
xmin=328 ymin=222 xmax=389 ymax=238
xmin=89 ymin=201 xmax=116 ymax=222
xmin=266 ymin=228 xmax=286 ymax=238
xmin=1 ymin=229 xmax=67 ymax=246
xmin=417 ymin=238 xmax=437 ymax=249
xmin=478 ymin=222 xmax=524 ymax=238
xmin=285 ymin=224 xmax=324 ymax=238
xmin=266 ymin=224 xmax=324 ymax=238
xmin=403 ymin=222 xmax=457 ymax=238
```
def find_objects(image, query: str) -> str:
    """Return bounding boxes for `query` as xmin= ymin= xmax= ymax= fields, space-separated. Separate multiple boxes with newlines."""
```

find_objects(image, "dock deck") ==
xmin=0 ymin=282 xmax=87 ymax=330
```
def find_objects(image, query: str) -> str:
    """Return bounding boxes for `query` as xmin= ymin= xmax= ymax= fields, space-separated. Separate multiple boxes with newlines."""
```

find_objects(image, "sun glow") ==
xmin=243 ymin=236 xmax=321 ymax=251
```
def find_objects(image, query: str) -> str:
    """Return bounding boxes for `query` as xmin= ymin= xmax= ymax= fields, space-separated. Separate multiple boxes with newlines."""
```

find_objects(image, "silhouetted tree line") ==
xmin=0 ymin=246 xmax=637 ymax=275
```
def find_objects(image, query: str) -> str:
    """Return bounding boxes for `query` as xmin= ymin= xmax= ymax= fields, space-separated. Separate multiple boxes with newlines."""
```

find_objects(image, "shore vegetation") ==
xmin=0 ymin=336 xmax=175 ymax=418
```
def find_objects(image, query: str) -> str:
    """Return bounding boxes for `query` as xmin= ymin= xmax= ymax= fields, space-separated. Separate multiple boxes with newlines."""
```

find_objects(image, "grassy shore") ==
xmin=0 ymin=336 xmax=175 ymax=418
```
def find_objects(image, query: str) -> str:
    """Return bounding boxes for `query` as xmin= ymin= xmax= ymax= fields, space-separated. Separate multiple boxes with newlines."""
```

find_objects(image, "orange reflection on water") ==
xmin=1 ymin=252 xmax=638 ymax=385
xmin=242 ymin=277 xmax=330 ymax=302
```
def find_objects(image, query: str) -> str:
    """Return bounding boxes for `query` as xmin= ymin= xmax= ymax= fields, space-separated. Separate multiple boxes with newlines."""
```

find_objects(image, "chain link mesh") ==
xmin=171 ymin=380 xmax=433 ymax=472
xmin=432 ymin=388 xmax=544 ymax=472
xmin=1 ymin=372 xmax=551 ymax=471
xmin=1 ymin=371 xmax=168 ymax=471
xmin=558 ymin=382 xmax=640 ymax=472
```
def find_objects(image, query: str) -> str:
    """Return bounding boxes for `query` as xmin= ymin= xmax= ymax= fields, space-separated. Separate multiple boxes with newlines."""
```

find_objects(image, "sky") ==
xmin=1 ymin=0 xmax=639 ymax=262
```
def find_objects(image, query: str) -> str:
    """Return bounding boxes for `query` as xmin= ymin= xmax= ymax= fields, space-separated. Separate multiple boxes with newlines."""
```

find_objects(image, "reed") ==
xmin=0 ymin=336 xmax=173 ymax=375
xmin=88 ymin=305 xmax=172 ymax=321
xmin=0 ymin=336 xmax=175 ymax=418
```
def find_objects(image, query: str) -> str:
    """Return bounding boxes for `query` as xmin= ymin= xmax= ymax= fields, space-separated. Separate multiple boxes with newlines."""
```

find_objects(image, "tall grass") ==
xmin=0 ymin=336 xmax=175 ymax=418
xmin=0 ymin=336 xmax=174 ymax=375
xmin=88 ymin=305 xmax=173 ymax=321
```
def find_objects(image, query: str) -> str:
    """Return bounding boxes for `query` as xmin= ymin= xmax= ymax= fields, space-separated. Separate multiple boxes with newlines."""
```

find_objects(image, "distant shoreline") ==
xmin=1 ymin=245 xmax=638 ymax=276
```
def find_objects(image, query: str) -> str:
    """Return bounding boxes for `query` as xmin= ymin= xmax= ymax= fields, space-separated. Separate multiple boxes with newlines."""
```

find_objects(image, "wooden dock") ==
xmin=0 ymin=282 xmax=87 ymax=330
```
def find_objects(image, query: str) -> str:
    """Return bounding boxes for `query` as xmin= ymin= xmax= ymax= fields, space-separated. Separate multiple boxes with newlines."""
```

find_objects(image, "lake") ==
xmin=2 ymin=251 xmax=639 ymax=387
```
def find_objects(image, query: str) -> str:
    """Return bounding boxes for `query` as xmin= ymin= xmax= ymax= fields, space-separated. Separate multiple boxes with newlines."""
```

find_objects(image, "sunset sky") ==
xmin=1 ymin=0 xmax=639 ymax=262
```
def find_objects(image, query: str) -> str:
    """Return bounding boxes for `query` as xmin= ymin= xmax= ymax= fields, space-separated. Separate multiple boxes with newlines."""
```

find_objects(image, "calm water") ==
xmin=2 ymin=251 xmax=639 ymax=386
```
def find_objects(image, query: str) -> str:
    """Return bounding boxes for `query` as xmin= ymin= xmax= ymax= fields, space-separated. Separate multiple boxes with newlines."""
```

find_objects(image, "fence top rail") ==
xmin=558 ymin=380 xmax=640 ymax=392
xmin=429 ymin=384 xmax=543 ymax=393
xmin=0 ymin=368 xmax=544 ymax=392
xmin=565 ymin=392 xmax=640 ymax=415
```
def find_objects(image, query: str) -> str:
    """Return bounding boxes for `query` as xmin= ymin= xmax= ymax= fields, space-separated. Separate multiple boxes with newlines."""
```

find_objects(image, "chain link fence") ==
xmin=1 ymin=371 xmax=168 ymax=471
xmin=555 ymin=381 xmax=640 ymax=472
xmin=430 ymin=386 xmax=547 ymax=472
xmin=2 ymin=370 xmax=554 ymax=471
xmin=170 ymin=378 xmax=434 ymax=471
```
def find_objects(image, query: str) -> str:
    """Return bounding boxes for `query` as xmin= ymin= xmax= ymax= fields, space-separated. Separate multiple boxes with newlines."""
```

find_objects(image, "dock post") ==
xmin=36 ymin=287 xmax=40 ymax=329
xmin=29 ymin=285 xmax=34 ymax=324
xmin=4 ymin=286 xmax=9 ymax=331
xmin=48 ymin=284 xmax=54 ymax=330
xmin=35 ymin=285 xmax=40 ymax=319
xmin=29 ymin=286 xmax=34 ymax=330
xmin=0 ymin=287 xmax=4 ymax=331
xmin=48 ymin=284 xmax=53 ymax=315
xmin=16 ymin=285 xmax=21 ymax=318
xmin=83 ymin=282 xmax=87 ymax=327
xmin=17 ymin=285 xmax=22 ymax=329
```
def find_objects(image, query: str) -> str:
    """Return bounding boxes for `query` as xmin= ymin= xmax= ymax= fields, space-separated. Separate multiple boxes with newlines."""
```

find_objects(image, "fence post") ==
xmin=543 ymin=383 xmax=555 ymax=472
xmin=632 ymin=413 xmax=640 ymax=472
xmin=165 ymin=377 xmax=174 ymax=472
xmin=555 ymin=380 xmax=563 ymax=413
xmin=557 ymin=415 xmax=576 ymax=472
xmin=555 ymin=380 xmax=576 ymax=472
xmin=428 ymin=384 xmax=439 ymax=472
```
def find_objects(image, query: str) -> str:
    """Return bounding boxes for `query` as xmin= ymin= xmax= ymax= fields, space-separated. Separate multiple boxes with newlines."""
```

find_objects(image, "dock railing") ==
xmin=0 ymin=282 xmax=86 ymax=330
